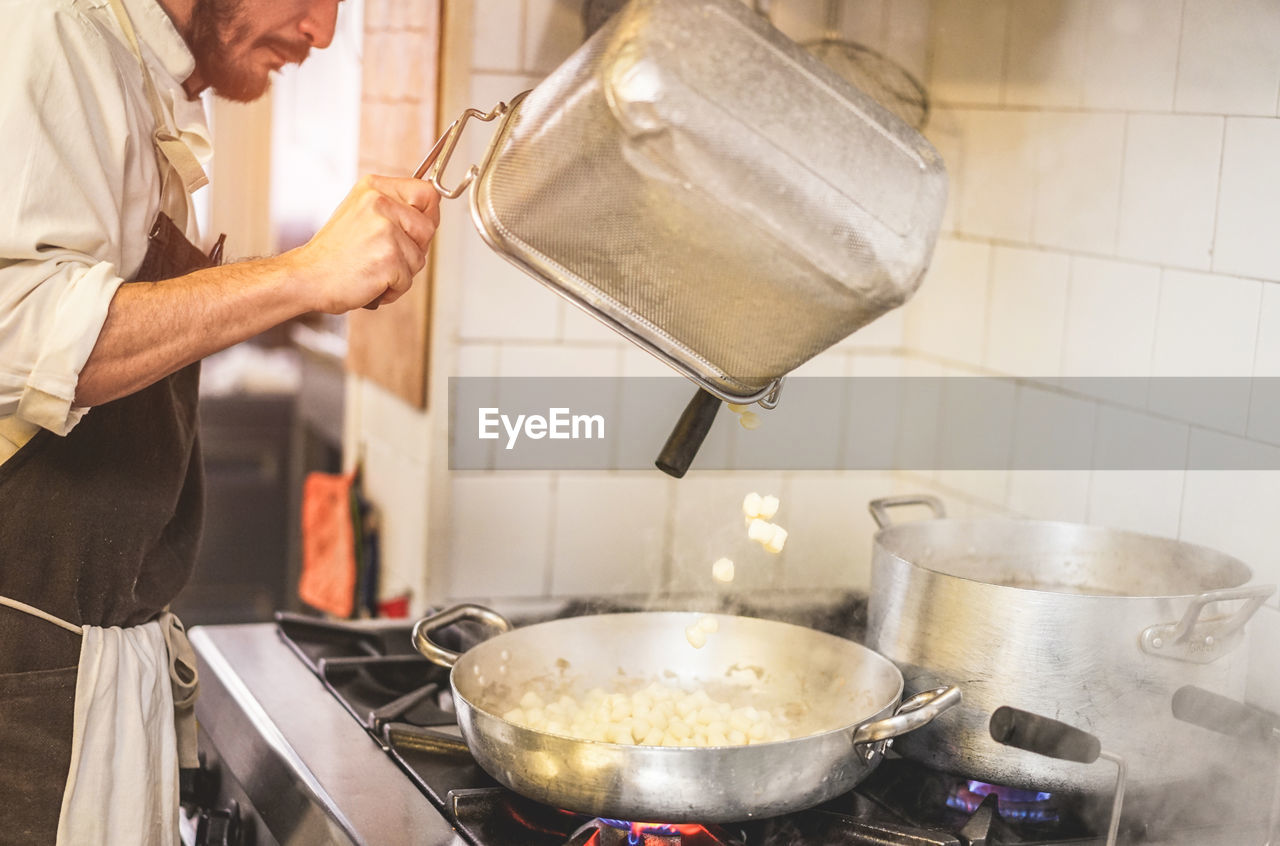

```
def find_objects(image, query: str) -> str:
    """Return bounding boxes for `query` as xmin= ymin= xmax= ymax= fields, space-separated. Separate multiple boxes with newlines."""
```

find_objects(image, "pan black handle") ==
xmin=1172 ymin=685 xmax=1280 ymax=743
xmin=655 ymin=389 xmax=722 ymax=478
xmin=989 ymin=706 xmax=1101 ymax=764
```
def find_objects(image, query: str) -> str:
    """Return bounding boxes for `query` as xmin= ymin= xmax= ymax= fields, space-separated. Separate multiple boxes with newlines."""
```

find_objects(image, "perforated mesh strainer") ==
xmin=419 ymin=0 xmax=947 ymax=471
xmin=805 ymin=39 xmax=930 ymax=131
xmin=796 ymin=0 xmax=931 ymax=131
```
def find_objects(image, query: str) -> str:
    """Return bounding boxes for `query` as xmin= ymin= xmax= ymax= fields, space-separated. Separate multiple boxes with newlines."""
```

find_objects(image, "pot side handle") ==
xmin=411 ymin=604 xmax=513 ymax=668
xmin=868 ymin=494 xmax=945 ymax=529
xmin=1140 ymin=583 xmax=1276 ymax=664
xmin=852 ymin=685 xmax=961 ymax=747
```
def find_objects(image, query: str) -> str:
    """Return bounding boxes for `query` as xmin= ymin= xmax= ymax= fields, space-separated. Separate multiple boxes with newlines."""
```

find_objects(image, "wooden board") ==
xmin=344 ymin=0 xmax=443 ymax=410
xmin=345 ymin=276 xmax=431 ymax=408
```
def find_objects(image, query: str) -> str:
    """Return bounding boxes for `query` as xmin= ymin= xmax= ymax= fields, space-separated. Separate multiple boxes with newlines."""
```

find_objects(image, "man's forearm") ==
xmin=74 ymin=255 xmax=309 ymax=408
xmin=72 ymin=174 xmax=440 ymax=409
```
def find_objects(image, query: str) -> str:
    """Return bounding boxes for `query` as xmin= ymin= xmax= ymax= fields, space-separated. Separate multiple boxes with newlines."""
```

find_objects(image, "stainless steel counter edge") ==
xmin=190 ymin=623 xmax=469 ymax=846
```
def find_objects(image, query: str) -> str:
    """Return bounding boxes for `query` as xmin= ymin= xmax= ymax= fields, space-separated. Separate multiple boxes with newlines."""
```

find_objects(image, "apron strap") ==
xmin=0 ymin=595 xmax=83 ymax=636
xmin=103 ymin=0 xmax=209 ymax=209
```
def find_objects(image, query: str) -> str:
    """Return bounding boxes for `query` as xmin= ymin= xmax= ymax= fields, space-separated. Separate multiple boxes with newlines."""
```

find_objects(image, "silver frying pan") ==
xmin=411 ymin=605 xmax=959 ymax=822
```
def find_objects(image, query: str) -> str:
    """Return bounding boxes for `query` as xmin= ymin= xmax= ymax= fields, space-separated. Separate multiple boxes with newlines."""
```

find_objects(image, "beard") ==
xmin=187 ymin=0 xmax=310 ymax=102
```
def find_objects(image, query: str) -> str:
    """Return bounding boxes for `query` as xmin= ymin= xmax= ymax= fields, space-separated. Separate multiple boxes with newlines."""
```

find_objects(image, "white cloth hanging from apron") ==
xmin=0 ymin=596 xmax=199 ymax=846
xmin=55 ymin=620 xmax=182 ymax=846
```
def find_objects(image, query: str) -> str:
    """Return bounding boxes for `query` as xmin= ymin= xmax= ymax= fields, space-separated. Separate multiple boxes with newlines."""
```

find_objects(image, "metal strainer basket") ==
xmin=420 ymin=0 xmax=947 ymax=473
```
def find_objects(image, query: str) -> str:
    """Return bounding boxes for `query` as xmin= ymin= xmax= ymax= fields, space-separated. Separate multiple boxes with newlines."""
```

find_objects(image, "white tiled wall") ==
xmin=906 ymin=0 xmax=1280 ymax=571
xmin=901 ymin=238 xmax=991 ymax=363
xmin=1117 ymin=114 xmax=1221 ymax=269
xmin=349 ymin=0 xmax=1280 ymax=709
xmin=1031 ymin=113 xmax=1125 ymax=254
xmin=983 ymin=247 xmax=1070 ymax=375
xmin=1060 ymin=257 xmax=1159 ymax=381
xmin=900 ymin=0 xmax=1280 ymax=708
xmin=1176 ymin=0 xmax=1280 ymax=117
xmin=1215 ymin=117 xmax=1280 ymax=280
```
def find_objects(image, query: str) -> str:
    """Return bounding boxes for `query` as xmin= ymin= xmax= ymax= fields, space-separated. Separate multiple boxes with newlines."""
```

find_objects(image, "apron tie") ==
xmin=0 ymin=595 xmax=83 ymax=636
xmin=157 ymin=611 xmax=200 ymax=769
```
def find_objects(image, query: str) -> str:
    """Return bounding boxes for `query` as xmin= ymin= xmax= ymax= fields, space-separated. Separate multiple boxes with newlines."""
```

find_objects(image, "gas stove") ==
xmin=185 ymin=596 xmax=1275 ymax=846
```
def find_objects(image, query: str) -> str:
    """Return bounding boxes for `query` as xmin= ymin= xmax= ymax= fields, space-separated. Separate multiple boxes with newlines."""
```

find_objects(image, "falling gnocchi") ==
xmin=726 ymin=402 xmax=762 ymax=430
xmin=742 ymin=492 xmax=779 ymax=522
xmin=502 ymin=683 xmax=792 ymax=747
xmin=747 ymin=518 xmax=788 ymax=553
xmin=684 ymin=614 xmax=720 ymax=649
xmin=742 ymin=493 xmax=787 ymax=553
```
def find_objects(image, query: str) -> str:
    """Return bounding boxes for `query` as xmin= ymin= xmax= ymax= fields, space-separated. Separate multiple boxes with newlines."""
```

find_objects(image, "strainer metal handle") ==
xmin=413 ymin=101 xmax=510 ymax=200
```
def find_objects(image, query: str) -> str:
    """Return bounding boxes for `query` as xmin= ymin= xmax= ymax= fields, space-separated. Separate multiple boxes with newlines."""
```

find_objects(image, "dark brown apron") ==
xmin=0 ymin=213 xmax=223 ymax=844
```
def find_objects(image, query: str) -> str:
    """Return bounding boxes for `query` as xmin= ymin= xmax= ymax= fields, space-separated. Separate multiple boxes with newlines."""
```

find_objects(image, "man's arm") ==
xmin=75 ymin=174 xmax=440 ymax=408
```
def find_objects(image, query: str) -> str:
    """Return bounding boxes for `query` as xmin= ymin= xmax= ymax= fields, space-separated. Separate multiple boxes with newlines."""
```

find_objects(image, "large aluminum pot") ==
xmin=412 ymin=605 xmax=959 ymax=822
xmin=866 ymin=495 xmax=1275 ymax=796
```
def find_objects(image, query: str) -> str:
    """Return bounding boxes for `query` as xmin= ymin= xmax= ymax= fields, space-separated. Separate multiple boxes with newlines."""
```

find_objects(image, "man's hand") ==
xmin=285 ymin=174 xmax=442 ymax=313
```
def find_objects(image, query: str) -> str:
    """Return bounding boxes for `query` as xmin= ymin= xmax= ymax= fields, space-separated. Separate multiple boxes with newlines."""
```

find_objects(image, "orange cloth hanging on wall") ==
xmin=298 ymin=471 xmax=357 ymax=618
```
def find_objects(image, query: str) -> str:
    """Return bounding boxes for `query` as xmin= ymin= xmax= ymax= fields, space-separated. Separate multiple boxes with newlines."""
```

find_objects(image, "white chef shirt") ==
xmin=0 ymin=0 xmax=212 ymax=464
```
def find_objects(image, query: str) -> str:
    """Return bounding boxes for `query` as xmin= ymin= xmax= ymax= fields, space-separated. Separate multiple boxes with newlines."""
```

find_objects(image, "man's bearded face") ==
xmin=188 ymin=0 xmax=313 ymax=102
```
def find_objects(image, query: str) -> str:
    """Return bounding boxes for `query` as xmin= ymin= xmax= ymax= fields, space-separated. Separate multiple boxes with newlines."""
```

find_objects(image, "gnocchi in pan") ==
xmin=502 ymin=682 xmax=792 ymax=748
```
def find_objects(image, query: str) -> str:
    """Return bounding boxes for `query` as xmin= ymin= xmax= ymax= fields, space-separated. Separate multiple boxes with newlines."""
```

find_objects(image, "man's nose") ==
xmin=298 ymin=0 xmax=339 ymax=49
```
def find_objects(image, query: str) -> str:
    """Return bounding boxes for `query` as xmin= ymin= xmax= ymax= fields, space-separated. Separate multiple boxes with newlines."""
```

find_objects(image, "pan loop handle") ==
xmin=851 ymin=685 xmax=961 ymax=760
xmin=1140 ymin=583 xmax=1275 ymax=664
xmin=412 ymin=604 xmax=513 ymax=668
xmin=868 ymin=494 xmax=945 ymax=529
xmin=413 ymin=99 xmax=513 ymax=200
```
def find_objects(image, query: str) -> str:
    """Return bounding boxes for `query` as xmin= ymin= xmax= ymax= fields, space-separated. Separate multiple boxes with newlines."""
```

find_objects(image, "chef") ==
xmin=0 ymin=0 xmax=439 ymax=842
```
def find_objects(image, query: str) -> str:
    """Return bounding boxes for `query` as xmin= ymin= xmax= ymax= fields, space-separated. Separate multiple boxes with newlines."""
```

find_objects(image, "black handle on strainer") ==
xmin=655 ymin=389 xmax=721 ymax=478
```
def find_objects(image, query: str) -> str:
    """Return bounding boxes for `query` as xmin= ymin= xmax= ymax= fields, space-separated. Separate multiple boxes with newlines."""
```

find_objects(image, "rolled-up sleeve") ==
xmin=0 ymin=2 xmax=155 ymax=435
xmin=2 ymin=261 xmax=124 ymax=435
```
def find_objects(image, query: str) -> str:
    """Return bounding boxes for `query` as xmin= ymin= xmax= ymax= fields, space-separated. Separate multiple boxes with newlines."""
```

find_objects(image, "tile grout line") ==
xmin=996 ymin=0 xmax=1011 ymax=109
xmin=1208 ymin=116 xmax=1229 ymax=275
xmin=939 ymin=230 xmax=1280 ymax=289
xmin=1112 ymin=111 xmax=1130 ymax=257
xmin=1243 ymin=282 xmax=1268 ymax=438
xmin=1170 ymin=0 xmax=1188 ymax=113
